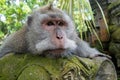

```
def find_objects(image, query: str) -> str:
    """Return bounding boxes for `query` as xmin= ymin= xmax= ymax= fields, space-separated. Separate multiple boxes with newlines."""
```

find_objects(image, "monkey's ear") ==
xmin=27 ymin=16 xmax=33 ymax=26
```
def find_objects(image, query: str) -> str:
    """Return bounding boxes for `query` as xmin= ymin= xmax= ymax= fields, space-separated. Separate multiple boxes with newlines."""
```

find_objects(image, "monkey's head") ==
xmin=26 ymin=4 xmax=78 ymax=56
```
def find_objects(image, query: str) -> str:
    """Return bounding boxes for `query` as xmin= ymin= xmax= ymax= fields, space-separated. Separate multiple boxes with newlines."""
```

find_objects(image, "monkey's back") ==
xmin=5 ymin=26 xmax=28 ymax=53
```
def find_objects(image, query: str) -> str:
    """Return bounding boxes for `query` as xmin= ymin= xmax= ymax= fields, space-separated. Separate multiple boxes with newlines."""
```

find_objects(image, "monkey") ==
xmin=0 ymin=4 xmax=110 ymax=58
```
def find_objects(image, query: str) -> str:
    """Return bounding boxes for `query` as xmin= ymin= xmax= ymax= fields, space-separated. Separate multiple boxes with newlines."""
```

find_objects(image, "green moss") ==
xmin=111 ymin=28 xmax=120 ymax=42
xmin=109 ymin=25 xmax=118 ymax=33
xmin=18 ymin=65 xmax=50 ymax=80
xmin=0 ymin=53 xmax=115 ymax=80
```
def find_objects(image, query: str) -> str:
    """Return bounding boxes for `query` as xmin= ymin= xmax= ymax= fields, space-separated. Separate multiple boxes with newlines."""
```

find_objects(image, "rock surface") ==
xmin=0 ymin=53 xmax=117 ymax=80
xmin=109 ymin=25 xmax=120 ymax=67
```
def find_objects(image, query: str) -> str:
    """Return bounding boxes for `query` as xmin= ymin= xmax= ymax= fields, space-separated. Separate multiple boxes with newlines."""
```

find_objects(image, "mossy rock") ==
xmin=111 ymin=27 xmax=120 ymax=42
xmin=0 ymin=53 xmax=117 ymax=80
xmin=109 ymin=25 xmax=118 ymax=33
xmin=109 ymin=42 xmax=120 ymax=58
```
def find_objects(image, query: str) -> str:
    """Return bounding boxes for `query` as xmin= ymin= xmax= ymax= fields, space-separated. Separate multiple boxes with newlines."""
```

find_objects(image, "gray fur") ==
xmin=0 ymin=5 xmax=109 ymax=58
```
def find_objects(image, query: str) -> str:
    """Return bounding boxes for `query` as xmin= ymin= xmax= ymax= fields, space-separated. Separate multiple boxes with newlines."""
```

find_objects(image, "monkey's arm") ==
xmin=75 ymin=39 xmax=110 ymax=58
xmin=0 ymin=28 xmax=27 ymax=58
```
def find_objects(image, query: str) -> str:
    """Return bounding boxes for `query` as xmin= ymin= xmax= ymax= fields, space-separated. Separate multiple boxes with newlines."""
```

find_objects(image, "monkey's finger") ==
xmin=94 ymin=54 xmax=111 ymax=59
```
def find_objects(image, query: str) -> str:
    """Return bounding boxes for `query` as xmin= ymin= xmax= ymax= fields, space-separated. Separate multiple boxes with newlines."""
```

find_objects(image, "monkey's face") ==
xmin=27 ymin=5 xmax=77 ymax=56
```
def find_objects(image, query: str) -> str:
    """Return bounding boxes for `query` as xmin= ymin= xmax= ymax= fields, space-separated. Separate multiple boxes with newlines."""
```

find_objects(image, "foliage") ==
xmin=0 ymin=0 xmax=50 ymax=40
xmin=108 ymin=0 xmax=120 ymax=18
xmin=0 ymin=0 xmax=27 ymax=39
xmin=108 ymin=0 xmax=120 ymax=11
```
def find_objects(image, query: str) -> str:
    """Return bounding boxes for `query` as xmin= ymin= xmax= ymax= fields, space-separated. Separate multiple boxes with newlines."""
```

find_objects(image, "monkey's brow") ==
xmin=48 ymin=14 xmax=63 ymax=18
xmin=42 ymin=19 xmax=65 ymax=22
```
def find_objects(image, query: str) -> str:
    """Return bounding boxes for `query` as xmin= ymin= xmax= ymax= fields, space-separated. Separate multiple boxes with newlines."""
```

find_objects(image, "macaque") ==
xmin=0 ymin=4 xmax=109 ymax=58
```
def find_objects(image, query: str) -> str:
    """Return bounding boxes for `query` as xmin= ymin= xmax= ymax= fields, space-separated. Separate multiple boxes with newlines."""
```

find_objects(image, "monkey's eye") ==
xmin=58 ymin=21 xmax=64 ymax=26
xmin=47 ymin=21 xmax=54 ymax=26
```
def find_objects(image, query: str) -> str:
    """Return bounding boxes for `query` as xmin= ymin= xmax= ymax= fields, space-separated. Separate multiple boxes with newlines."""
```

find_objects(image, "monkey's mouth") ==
xmin=44 ymin=48 xmax=65 ymax=54
xmin=42 ymin=49 xmax=66 ymax=57
xmin=48 ymin=49 xmax=65 ymax=53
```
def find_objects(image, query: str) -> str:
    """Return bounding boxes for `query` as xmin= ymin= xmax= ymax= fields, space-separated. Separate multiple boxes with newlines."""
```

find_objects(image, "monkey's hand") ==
xmin=91 ymin=53 xmax=111 ymax=59
xmin=0 ymin=46 xmax=13 ymax=58
xmin=75 ymin=40 xmax=111 ymax=59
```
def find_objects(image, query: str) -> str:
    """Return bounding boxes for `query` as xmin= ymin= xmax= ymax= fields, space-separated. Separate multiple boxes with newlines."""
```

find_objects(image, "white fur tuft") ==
xmin=64 ymin=39 xmax=77 ymax=50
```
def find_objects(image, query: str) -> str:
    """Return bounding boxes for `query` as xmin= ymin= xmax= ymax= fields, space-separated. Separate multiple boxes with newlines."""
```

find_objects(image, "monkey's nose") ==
xmin=56 ymin=35 xmax=63 ymax=39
